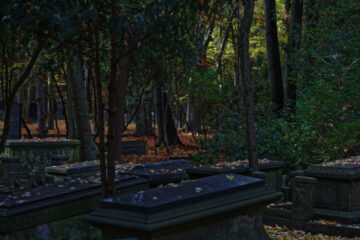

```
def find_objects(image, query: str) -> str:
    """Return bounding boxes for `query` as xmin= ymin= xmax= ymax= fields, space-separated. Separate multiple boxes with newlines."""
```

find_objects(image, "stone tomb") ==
xmin=86 ymin=174 xmax=282 ymax=240
xmin=305 ymin=158 xmax=360 ymax=223
xmin=187 ymin=160 xmax=284 ymax=190
xmin=46 ymin=160 xmax=100 ymax=182
xmin=0 ymin=175 xmax=148 ymax=234
xmin=7 ymin=103 xmax=22 ymax=140
xmin=2 ymin=139 xmax=80 ymax=172
xmin=121 ymin=140 xmax=147 ymax=155
xmin=119 ymin=159 xmax=192 ymax=187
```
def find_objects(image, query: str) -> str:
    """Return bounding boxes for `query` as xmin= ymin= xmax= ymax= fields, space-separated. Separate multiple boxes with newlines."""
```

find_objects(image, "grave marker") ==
xmin=7 ymin=103 xmax=21 ymax=140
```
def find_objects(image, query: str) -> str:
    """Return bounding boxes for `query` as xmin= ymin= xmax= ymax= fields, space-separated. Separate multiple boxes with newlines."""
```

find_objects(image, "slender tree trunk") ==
xmin=65 ymin=52 xmax=78 ymax=139
xmin=25 ymin=81 xmax=34 ymax=122
xmin=94 ymin=28 xmax=107 ymax=198
xmin=47 ymin=75 xmax=55 ymax=129
xmin=185 ymin=93 xmax=201 ymax=133
xmin=135 ymin=91 xmax=154 ymax=136
xmin=68 ymin=52 xmax=97 ymax=161
xmin=153 ymin=86 xmax=165 ymax=145
xmin=231 ymin=24 xmax=240 ymax=86
xmin=115 ymin=56 xmax=129 ymax=158
xmin=153 ymin=85 xmax=177 ymax=147
xmin=285 ymin=0 xmax=303 ymax=111
xmin=216 ymin=8 xmax=236 ymax=76
xmin=36 ymin=81 xmax=47 ymax=138
xmin=239 ymin=0 xmax=259 ymax=172
xmin=264 ymin=0 xmax=284 ymax=112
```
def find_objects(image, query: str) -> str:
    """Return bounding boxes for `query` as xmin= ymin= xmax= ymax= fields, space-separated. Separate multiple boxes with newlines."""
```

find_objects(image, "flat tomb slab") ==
xmin=187 ymin=159 xmax=284 ymax=189
xmin=305 ymin=156 xmax=360 ymax=222
xmin=119 ymin=159 xmax=192 ymax=186
xmin=0 ymin=175 xmax=148 ymax=234
xmin=86 ymin=174 xmax=282 ymax=240
xmin=45 ymin=160 xmax=100 ymax=182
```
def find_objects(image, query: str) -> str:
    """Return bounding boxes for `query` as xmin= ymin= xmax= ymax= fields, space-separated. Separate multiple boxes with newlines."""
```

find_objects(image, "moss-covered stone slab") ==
xmin=0 ymin=175 xmax=148 ymax=234
xmin=119 ymin=159 xmax=192 ymax=187
xmin=2 ymin=139 xmax=80 ymax=172
xmin=305 ymin=156 xmax=360 ymax=223
xmin=187 ymin=159 xmax=284 ymax=189
xmin=86 ymin=174 xmax=282 ymax=240
xmin=45 ymin=160 xmax=100 ymax=182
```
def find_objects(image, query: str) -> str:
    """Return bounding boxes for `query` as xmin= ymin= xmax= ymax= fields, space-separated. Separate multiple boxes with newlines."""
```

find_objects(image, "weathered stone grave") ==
xmin=7 ymin=103 xmax=22 ymax=140
xmin=2 ymin=139 xmax=80 ymax=172
xmin=305 ymin=156 xmax=360 ymax=223
xmin=46 ymin=160 xmax=100 ymax=182
xmin=0 ymin=175 xmax=148 ymax=235
xmin=187 ymin=159 xmax=284 ymax=190
xmin=121 ymin=140 xmax=147 ymax=155
xmin=86 ymin=174 xmax=282 ymax=240
xmin=263 ymin=156 xmax=360 ymax=238
xmin=0 ymin=156 xmax=26 ymax=187
xmin=119 ymin=159 xmax=192 ymax=187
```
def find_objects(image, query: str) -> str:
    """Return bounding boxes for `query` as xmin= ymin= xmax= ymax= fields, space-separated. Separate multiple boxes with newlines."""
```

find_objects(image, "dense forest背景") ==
xmin=0 ymin=0 xmax=360 ymax=239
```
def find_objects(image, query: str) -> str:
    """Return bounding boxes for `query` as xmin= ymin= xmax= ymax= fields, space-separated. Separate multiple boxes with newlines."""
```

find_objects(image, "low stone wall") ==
xmin=2 ymin=140 xmax=80 ymax=172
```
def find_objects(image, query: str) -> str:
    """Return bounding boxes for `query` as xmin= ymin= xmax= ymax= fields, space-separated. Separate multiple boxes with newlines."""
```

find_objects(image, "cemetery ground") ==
xmin=1 ymin=122 xmax=360 ymax=239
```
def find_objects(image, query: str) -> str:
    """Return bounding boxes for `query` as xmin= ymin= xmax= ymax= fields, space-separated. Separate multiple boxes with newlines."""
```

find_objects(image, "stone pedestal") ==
xmin=305 ymin=159 xmax=360 ymax=223
xmin=86 ymin=174 xmax=282 ymax=240
xmin=291 ymin=176 xmax=317 ymax=221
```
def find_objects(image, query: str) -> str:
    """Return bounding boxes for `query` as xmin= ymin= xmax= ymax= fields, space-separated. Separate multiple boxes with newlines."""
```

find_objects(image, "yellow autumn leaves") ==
xmin=265 ymin=225 xmax=356 ymax=240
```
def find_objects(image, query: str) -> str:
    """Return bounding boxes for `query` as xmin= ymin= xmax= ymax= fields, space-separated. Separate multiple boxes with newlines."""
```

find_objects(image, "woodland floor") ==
xmin=1 ymin=120 xmax=360 ymax=239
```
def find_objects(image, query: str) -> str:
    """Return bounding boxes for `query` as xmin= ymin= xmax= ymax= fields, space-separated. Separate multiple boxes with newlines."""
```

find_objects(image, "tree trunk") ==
xmin=135 ymin=91 xmax=154 ymax=137
xmin=231 ymin=24 xmax=240 ymax=87
xmin=25 ymin=82 xmax=34 ymax=122
xmin=215 ymin=11 xmax=235 ymax=76
xmin=94 ymin=27 xmax=107 ymax=198
xmin=264 ymin=0 xmax=284 ymax=112
xmin=36 ymin=81 xmax=47 ymax=138
xmin=153 ymin=86 xmax=165 ymax=145
xmin=285 ymin=0 xmax=303 ymax=111
xmin=239 ymin=0 xmax=259 ymax=172
xmin=185 ymin=93 xmax=201 ymax=133
xmin=68 ymin=52 xmax=97 ymax=161
xmin=153 ymin=86 xmax=178 ymax=147
xmin=106 ymin=0 xmax=129 ymax=197
xmin=47 ymin=75 xmax=55 ymax=129
xmin=65 ymin=52 xmax=78 ymax=139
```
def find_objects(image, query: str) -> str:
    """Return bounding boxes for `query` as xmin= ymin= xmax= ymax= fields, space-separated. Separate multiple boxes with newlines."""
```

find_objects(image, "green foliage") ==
xmin=193 ymin=0 xmax=360 ymax=170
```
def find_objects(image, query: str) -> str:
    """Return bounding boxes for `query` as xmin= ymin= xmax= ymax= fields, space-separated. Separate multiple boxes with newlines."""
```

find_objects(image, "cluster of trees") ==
xmin=1 ymin=0 xmax=359 ymax=196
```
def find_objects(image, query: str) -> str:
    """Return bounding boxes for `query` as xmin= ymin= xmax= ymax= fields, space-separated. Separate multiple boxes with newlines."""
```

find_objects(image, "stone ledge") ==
xmin=0 ymin=176 xmax=148 ymax=234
